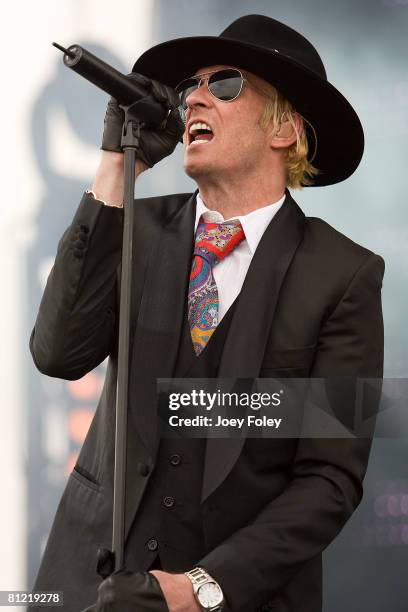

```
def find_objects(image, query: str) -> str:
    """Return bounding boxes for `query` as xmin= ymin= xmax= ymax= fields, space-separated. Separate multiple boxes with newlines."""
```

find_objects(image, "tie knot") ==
xmin=194 ymin=219 xmax=245 ymax=266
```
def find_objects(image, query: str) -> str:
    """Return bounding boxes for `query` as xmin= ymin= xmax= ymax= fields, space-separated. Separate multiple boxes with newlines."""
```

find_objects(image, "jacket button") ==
xmin=169 ymin=454 xmax=181 ymax=466
xmin=137 ymin=462 xmax=149 ymax=477
xmin=147 ymin=538 xmax=158 ymax=551
xmin=163 ymin=496 xmax=175 ymax=508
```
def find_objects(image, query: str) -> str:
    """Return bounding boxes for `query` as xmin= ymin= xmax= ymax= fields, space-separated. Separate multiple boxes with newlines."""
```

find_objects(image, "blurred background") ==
xmin=1 ymin=0 xmax=407 ymax=610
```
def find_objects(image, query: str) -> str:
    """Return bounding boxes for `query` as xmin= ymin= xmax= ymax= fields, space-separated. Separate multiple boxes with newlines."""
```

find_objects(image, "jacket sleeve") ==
xmin=30 ymin=192 xmax=124 ymax=380
xmin=198 ymin=253 xmax=385 ymax=612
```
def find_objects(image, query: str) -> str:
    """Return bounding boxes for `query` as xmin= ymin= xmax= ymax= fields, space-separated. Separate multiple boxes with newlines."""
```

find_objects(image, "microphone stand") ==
xmin=83 ymin=112 xmax=143 ymax=602
xmin=79 ymin=111 xmax=141 ymax=612
xmin=111 ymin=110 xmax=140 ymax=573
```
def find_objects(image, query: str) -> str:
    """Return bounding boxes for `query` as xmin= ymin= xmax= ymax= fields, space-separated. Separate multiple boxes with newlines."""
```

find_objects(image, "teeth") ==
xmin=189 ymin=122 xmax=213 ymax=135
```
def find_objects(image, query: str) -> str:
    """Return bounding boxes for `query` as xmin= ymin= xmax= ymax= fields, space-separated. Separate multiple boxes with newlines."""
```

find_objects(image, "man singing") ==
xmin=30 ymin=14 xmax=384 ymax=612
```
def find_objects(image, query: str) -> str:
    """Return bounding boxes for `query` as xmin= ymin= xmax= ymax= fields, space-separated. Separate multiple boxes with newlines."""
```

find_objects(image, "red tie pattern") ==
xmin=188 ymin=217 xmax=245 ymax=355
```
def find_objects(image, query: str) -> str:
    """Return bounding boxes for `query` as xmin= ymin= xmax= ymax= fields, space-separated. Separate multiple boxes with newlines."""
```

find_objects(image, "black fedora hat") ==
xmin=133 ymin=14 xmax=364 ymax=187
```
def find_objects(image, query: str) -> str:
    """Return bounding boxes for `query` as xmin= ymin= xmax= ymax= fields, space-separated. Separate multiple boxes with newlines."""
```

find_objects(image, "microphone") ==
xmin=53 ymin=42 xmax=168 ymax=126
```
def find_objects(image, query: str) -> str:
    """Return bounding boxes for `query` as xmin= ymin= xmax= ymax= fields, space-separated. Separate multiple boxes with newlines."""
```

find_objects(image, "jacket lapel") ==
xmin=202 ymin=191 xmax=306 ymax=502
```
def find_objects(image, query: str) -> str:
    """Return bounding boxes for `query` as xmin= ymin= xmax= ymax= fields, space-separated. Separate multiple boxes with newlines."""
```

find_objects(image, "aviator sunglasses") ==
xmin=175 ymin=68 xmax=264 ymax=117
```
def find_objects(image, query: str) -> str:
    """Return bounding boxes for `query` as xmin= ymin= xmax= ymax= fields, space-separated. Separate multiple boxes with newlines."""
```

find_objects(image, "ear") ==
xmin=270 ymin=113 xmax=303 ymax=150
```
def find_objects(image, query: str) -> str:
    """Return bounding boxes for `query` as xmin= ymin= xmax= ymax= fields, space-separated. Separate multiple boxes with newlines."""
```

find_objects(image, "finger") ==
xmin=166 ymin=108 xmax=186 ymax=137
xmin=105 ymin=98 xmax=125 ymax=123
xmin=149 ymin=78 xmax=180 ymax=110
xmin=149 ymin=80 xmax=171 ymax=107
xmin=164 ymin=85 xmax=181 ymax=110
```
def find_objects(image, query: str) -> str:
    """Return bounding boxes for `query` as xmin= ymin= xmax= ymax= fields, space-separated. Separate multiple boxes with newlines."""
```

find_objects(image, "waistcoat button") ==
xmin=169 ymin=454 xmax=182 ymax=466
xmin=163 ymin=496 xmax=175 ymax=508
xmin=147 ymin=538 xmax=158 ymax=551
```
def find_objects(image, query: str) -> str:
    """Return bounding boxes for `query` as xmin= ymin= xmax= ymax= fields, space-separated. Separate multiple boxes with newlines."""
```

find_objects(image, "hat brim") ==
xmin=133 ymin=36 xmax=364 ymax=187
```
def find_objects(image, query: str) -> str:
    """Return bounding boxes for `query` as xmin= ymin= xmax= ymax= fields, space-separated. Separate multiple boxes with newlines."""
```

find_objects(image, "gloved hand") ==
xmin=101 ymin=72 xmax=185 ymax=168
xmin=88 ymin=569 xmax=169 ymax=612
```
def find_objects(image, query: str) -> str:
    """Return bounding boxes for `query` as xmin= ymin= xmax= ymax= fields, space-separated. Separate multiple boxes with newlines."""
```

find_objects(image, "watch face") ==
xmin=197 ymin=582 xmax=223 ymax=608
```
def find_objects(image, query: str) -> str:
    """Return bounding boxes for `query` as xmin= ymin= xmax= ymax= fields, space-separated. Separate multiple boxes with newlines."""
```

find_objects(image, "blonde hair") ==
xmin=247 ymin=74 xmax=320 ymax=189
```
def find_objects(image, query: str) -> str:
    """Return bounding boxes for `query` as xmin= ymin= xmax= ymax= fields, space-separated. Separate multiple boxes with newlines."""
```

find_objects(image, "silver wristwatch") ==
xmin=184 ymin=567 xmax=224 ymax=611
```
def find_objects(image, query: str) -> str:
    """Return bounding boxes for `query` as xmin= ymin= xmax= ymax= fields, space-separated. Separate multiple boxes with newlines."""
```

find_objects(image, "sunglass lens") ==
xmin=208 ymin=69 xmax=243 ymax=101
xmin=175 ymin=78 xmax=199 ymax=110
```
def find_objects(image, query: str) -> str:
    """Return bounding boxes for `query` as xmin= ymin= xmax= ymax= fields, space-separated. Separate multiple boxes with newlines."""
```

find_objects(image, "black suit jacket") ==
xmin=30 ymin=189 xmax=384 ymax=612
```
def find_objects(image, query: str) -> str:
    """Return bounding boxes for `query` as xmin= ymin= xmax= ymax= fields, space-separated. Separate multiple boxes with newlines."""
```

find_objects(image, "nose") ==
xmin=185 ymin=78 xmax=212 ymax=117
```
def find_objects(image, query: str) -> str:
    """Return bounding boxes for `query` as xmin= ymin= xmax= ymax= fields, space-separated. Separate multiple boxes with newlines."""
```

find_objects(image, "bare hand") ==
xmin=149 ymin=570 xmax=201 ymax=612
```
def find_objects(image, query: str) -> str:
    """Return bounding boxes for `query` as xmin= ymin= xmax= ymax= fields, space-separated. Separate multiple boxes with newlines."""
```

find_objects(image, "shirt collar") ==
xmin=194 ymin=191 xmax=286 ymax=255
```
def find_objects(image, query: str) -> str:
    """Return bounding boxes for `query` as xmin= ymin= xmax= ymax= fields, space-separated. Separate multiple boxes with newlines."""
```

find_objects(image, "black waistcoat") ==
xmin=124 ymin=301 xmax=237 ymax=573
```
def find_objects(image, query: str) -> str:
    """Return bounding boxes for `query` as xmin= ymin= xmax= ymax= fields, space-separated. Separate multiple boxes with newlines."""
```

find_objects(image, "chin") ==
xmin=184 ymin=157 xmax=214 ymax=181
xmin=186 ymin=147 xmax=228 ymax=177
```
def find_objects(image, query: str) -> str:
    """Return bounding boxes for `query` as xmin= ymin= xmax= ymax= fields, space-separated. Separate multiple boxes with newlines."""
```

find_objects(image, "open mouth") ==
xmin=188 ymin=121 xmax=214 ymax=146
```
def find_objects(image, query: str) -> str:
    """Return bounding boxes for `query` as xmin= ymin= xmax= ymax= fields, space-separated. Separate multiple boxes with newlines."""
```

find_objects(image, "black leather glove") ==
xmin=88 ymin=569 xmax=169 ymax=612
xmin=101 ymin=73 xmax=185 ymax=168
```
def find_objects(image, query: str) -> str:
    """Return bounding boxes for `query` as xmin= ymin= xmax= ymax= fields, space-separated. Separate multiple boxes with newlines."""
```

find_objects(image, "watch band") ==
xmin=186 ymin=566 xmax=211 ymax=585
xmin=184 ymin=567 xmax=224 ymax=611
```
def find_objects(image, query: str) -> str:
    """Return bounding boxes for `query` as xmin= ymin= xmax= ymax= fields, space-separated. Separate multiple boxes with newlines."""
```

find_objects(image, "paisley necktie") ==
xmin=188 ymin=217 xmax=245 ymax=355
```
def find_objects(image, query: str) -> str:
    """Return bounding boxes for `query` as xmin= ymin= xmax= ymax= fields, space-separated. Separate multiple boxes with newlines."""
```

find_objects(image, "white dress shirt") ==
xmin=194 ymin=192 xmax=286 ymax=322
